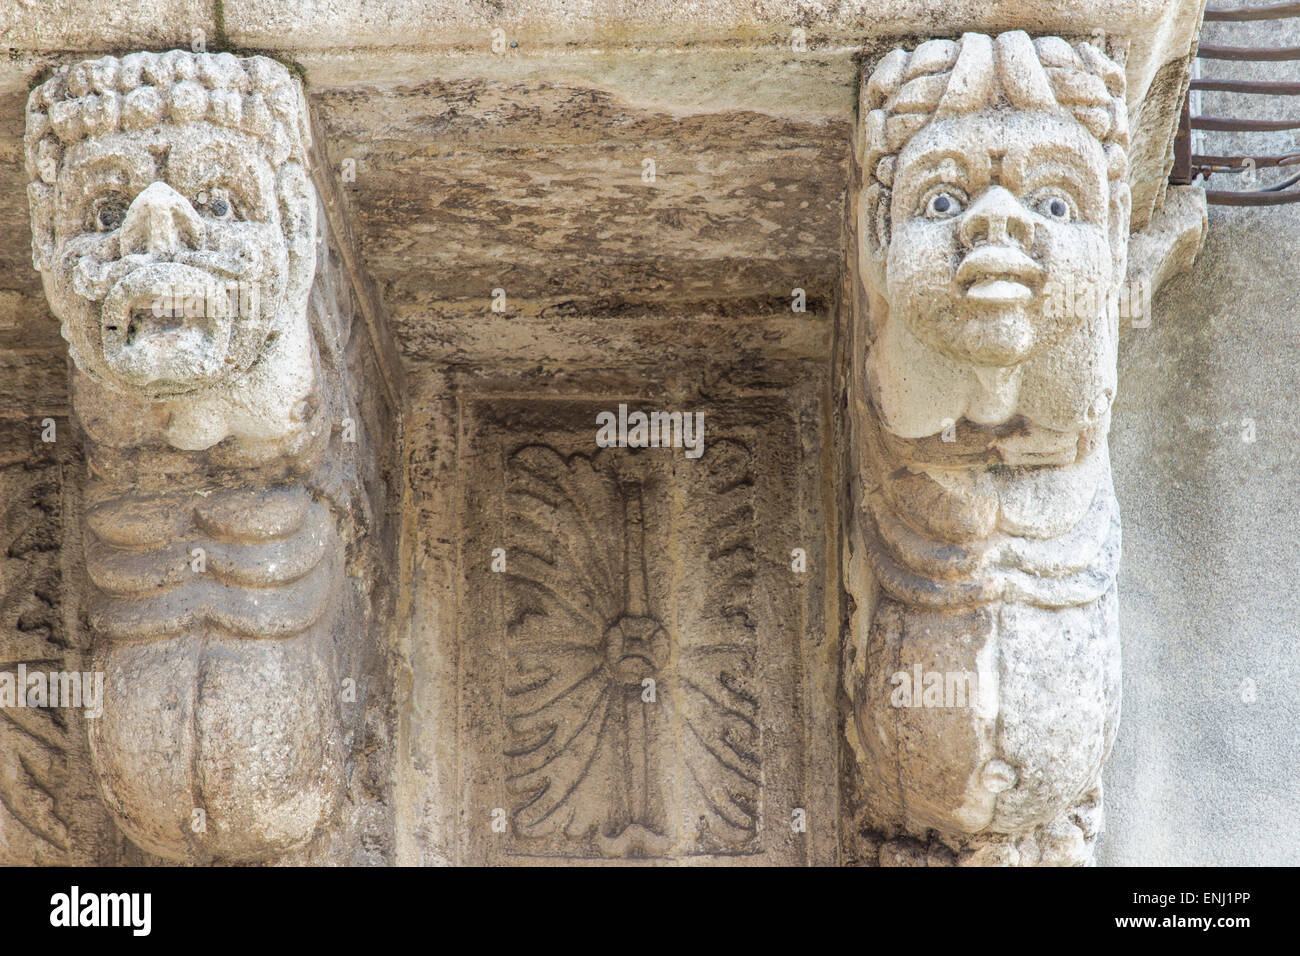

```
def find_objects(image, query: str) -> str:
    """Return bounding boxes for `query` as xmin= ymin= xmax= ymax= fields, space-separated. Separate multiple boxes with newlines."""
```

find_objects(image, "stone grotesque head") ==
xmin=25 ymin=52 xmax=316 ymax=447
xmin=858 ymin=32 xmax=1130 ymax=439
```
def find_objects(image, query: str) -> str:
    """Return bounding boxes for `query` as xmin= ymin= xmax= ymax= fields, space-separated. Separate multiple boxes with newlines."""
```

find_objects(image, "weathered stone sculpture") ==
xmin=25 ymin=51 xmax=345 ymax=861
xmin=846 ymin=31 xmax=1129 ymax=865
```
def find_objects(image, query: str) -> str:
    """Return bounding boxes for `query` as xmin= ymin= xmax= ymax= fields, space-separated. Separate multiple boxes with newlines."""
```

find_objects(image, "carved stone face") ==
xmin=39 ymin=121 xmax=302 ymax=398
xmin=885 ymin=110 xmax=1113 ymax=368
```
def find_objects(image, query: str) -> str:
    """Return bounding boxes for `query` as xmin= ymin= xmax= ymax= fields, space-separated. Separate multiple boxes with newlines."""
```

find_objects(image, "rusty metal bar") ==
xmin=1191 ymin=115 xmax=1300 ymax=130
xmin=1192 ymin=152 xmax=1300 ymax=168
xmin=1197 ymin=44 xmax=1300 ymax=60
xmin=1204 ymin=2 xmax=1300 ymax=21
xmin=1191 ymin=78 xmax=1300 ymax=94
xmin=1172 ymin=97 xmax=1193 ymax=184
xmin=1182 ymin=10 xmax=1300 ymax=203
xmin=1206 ymin=188 xmax=1300 ymax=204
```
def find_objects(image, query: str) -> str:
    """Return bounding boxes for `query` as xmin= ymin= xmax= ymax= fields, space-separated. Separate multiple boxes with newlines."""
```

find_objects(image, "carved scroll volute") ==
xmin=25 ymin=51 xmax=342 ymax=862
xmin=846 ymin=32 xmax=1129 ymax=866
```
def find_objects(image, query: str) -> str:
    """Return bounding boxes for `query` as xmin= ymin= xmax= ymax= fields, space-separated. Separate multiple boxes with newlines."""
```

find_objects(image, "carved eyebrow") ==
xmin=1000 ymin=138 xmax=1105 ymax=201
xmin=1011 ymin=139 xmax=1102 ymax=175
xmin=904 ymin=145 xmax=969 ymax=168
xmin=897 ymin=147 xmax=972 ymax=184
xmin=179 ymin=140 xmax=265 ymax=188
xmin=64 ymin=154 xmax=137 ymax=194
xmin=73 ymin=156 xmax=131 ymax=178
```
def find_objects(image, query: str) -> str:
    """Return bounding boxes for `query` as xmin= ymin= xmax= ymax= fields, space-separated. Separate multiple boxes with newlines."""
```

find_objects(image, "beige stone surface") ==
xmin=0 ymin=1 xmax=211 ymax=51
xmin=217 ymin=0 xmax=1201 ymax=108
xmin=1 ymin=1 xmax=1260 ymax=869
xmin=396 ymin=363 xmax=839 ymax=864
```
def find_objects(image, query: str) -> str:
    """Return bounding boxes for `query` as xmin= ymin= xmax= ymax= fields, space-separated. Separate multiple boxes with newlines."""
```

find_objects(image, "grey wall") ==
xmin=1103 ymin=2 xmax=1300 ymax=867
xmin=1105 ymin=209 xmax=1300 ymax=865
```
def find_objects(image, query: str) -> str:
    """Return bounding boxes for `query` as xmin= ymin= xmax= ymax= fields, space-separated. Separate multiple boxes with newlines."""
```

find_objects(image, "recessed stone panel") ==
xmin=456 ymin=396 xmax=826 ymax=864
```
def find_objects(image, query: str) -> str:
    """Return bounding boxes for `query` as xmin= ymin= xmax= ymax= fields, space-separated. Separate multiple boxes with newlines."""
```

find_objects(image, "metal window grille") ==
xmin=1173 ymin=2 xmax=1300 ymax=204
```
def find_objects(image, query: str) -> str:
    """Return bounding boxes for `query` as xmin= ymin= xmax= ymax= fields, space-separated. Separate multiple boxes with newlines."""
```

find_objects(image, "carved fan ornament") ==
xmin=501 ymin=442 xmax=761 ymax=858
xmin=0 ymin=435 xmax=70 ymax=863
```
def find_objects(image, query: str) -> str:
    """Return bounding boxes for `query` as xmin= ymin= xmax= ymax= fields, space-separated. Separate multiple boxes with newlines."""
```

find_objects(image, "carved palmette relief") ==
xmin=846 ymin=32 xmax=1129 ymax=865
xmin=500 ymin=441 xmax=761 ymax=857
xmin=0 ymin=424 xmax=74 ymax=863
xmin=25 ymin=51 xmax=350 ymax=861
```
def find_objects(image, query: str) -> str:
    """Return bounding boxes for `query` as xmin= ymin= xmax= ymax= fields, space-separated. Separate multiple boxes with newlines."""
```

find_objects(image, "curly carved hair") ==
xmin=859 ymin=31 xmax=1129 ymax=196
xmin=25 ymin=51 xmax=310 ymax=187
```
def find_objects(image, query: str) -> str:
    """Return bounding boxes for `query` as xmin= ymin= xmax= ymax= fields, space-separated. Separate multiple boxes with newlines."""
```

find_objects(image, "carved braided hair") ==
xmin=859 ymin=31 xmax=1129 ymax=197
xmin=25 ymin=51 xmax=310 ymax=187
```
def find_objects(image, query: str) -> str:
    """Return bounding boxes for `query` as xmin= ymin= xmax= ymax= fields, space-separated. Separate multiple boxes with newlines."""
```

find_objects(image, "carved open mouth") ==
xmin=117 ymin=299 xmax=186 ymax=343
xmin=99 ymin=263 xmax=237 ymax=393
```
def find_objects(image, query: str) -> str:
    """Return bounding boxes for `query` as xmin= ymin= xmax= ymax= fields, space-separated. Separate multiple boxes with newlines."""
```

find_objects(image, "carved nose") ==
xmin=958 ymin=186 xmax=1034 ymax=250
xmin=119 ymin=181 xmax=203 ymax=257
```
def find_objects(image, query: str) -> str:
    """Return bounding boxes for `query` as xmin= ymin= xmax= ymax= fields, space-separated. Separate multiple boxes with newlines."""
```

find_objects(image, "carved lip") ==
xmin=966 ymin=278 xmax=1034 ymax=305
xmin=956 ymin=246 xmax=1044 ymax=304
xmin=99 ymin=263 xmax=236 ymax=392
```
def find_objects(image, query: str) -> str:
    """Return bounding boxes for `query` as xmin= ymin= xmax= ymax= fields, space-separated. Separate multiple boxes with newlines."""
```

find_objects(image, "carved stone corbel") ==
xmin=845 ymin=31 xmax=1136 ymax=866
xmin=25 ymin=51 xmax=349 ymax=862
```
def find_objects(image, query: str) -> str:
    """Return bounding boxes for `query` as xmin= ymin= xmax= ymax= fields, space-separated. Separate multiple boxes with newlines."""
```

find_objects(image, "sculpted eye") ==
xmin=1036 ymin=193 xmax=1074 ymax=222
xmin=93 ymin=195 xmax=129 ymax=232
xmin=195 ymin=188 xmax=236 ymax=221
xmin=923 ymin=188 xmax=965 ymax=219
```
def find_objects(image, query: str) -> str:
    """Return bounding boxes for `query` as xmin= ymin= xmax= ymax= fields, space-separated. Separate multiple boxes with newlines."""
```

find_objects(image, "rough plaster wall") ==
xmin=1104 ymin=4 xmax=1300 ymax=866
xmin=1107 ymin=201 xmax=1300 ymax=866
